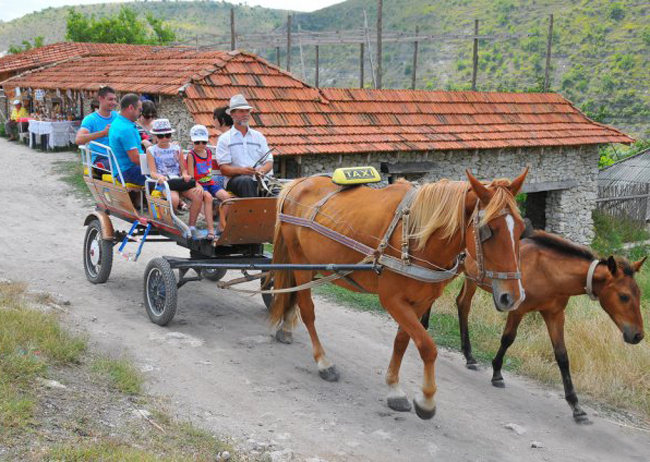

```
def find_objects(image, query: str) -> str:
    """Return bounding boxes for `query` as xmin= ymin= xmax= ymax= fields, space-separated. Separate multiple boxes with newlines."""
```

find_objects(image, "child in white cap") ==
xmin=187 ymin=124 xmax=231 ymax=234
xmin=146 ymin=119 xmax=216 ymax=240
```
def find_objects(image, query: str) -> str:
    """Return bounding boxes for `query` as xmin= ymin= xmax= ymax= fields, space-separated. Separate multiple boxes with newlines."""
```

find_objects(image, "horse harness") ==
xmin=277 ymin=176 xmax=521 ymax=285
xmin=585 ymin=259 xmax=600 ymax=300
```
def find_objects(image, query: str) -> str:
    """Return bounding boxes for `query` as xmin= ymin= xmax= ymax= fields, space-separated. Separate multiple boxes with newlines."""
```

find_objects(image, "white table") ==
xmin=28 ymin=120 xmax=80 ymax=150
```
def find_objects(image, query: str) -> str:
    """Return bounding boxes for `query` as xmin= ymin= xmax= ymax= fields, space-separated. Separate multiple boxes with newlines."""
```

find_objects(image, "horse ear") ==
xmin=508 ymin=167 xmax=529 ymax=196
xmin=632 ymin=256 xmax=647 ymax=273
xmin=607 ymin=256 xmax=618 ymax=275
xmin=466 ymin=169 xmax=491 ymax=204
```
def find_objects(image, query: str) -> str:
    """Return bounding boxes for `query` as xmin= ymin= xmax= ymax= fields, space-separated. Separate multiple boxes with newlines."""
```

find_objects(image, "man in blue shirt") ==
xmin=75 ymin=85 xmax=118 ymax=162
xmin=109 ymin=93 xmax=145 ymax=186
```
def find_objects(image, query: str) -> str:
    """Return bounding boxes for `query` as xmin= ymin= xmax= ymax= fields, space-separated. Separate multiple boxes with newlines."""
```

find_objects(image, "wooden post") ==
xmin=544 ymin=13 xmax=554 ymax=91
xmin=315 ymin=45 xmax=320 ymax=87
xmin=471 ymin=19 xmax=479 ymax=91
xmin=230 ymin=7 xmax=236 ymax=51
xmin=286 ymin=14 xmax=292 ymax=72
xmin=360 ymin=43 xmax=364 ymax=88
xmin=411 ymin=25 xmax=419 ymax=90
xmin=376 ymin=0 xmax=383 ymax=89
xmin=276 ymin=47 xmax=280 ymax=67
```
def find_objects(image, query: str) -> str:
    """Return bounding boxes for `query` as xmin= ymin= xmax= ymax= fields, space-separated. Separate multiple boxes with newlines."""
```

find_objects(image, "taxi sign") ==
xmin=332 ymin=166 xmax=381 ymax=185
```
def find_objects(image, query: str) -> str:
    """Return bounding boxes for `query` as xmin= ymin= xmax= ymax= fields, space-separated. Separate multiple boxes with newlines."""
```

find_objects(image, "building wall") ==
xmin=158 ymin=95 xmax=194 ymax=148
xmin=293 ymin=145 xmax=600 ymax=245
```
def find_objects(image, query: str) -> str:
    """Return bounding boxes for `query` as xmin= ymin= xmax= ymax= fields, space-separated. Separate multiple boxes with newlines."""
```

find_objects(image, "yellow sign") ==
xmin=332 ymin=166 xmax=381 ymax=185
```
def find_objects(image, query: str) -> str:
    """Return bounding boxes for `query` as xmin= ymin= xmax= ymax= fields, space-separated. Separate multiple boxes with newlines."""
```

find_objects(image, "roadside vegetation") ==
xmin=315 ymin=212 xmax=650 ymax=420
xmin=0 ymin=280 xmax=241 ymax=460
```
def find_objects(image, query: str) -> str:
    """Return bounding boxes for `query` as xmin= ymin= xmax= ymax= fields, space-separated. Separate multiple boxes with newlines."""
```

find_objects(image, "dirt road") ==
xmin=1 ymin=139 xmax=648 ymax=461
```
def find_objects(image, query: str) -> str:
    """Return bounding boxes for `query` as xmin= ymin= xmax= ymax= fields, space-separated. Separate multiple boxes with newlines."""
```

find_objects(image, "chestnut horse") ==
xmin=452 ymin=231 xmax=645 ymax=423
xmin=269 ymin=169 xmax=528 ymax=420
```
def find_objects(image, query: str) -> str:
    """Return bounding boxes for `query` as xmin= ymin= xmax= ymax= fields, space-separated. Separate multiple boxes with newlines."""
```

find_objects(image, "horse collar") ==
xmin=585 ymin=259 xmax=600 ymax=301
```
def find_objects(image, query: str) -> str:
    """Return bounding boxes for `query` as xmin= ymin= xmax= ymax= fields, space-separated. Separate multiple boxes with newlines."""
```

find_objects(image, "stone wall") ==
xmin=291 ymin=145 xmax=600 ymax=245
xmin=158 ymin=96 xmax=194 ymax=147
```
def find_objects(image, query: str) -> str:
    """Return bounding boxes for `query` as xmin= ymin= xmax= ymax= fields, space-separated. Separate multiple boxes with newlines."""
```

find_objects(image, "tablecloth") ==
xmin=28 ymin=120 xmax=80 ymax=149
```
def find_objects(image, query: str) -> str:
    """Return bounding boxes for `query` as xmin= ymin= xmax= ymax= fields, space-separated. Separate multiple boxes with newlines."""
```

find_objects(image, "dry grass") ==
xmin=433 ymin=276 xmax=650 ymax=418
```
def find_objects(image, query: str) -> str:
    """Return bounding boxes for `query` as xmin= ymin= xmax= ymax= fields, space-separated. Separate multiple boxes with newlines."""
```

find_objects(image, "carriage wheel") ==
xmin=202 ymin=267 xmax=227 ymax=282
xmin=144 ymin=258 xmax=178 ymax=326
xmin=261 ymin=277 xmax=274 ymax=310
xmin=83 ymin=220 xmax=113 ymax=284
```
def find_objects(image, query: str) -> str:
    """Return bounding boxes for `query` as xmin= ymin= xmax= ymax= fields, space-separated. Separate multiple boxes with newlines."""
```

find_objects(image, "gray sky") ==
xmin=0 ymin=0 xmax=344 ymax=22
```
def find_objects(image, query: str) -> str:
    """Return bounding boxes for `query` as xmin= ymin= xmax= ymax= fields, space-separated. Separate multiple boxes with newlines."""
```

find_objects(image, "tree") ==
xmin=65 ymin=7 xmax=176 ymax=45
xmin=8 ymin=36 xmax=45 ymax=54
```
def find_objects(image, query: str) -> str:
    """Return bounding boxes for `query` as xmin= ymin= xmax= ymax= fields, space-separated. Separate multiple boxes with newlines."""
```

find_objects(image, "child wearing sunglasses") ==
xmin=147 ymin=119 xmax=216 ymax=240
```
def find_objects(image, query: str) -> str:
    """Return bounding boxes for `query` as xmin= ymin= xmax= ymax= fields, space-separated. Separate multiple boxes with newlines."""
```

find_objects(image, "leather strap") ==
xmin=585 ymin=259 xmax=600 ymax=301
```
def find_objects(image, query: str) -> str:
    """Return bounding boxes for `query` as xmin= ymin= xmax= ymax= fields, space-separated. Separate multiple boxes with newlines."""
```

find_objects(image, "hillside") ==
xmin=1 ymin=0 xmax=648 ymax=138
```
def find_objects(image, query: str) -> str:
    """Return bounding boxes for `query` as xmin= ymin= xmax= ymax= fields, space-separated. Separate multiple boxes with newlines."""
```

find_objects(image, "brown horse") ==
xmin=269 ymin=169 xmax=528 ymax=420
xmin=452 ymin=231 xmax=645 ymax=423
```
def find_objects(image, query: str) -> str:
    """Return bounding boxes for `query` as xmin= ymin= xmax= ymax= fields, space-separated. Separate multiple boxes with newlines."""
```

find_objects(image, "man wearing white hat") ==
xmin=215 ymin=94 xmax=273 ymax=197
xmin=5 ymin=99 xmax=28 ymax=141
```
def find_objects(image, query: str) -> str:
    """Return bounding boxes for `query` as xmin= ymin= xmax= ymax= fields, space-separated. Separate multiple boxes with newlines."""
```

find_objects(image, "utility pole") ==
xmin=544 ymin=14 xmax=554 ymax=91
xmin=471 ymin=19 xmax=479 ymax=91
xmin=286 ymin=14 xmax=292 ymax=72
xmin=315 ymin=45 xmax=320 ymax=87
xmin=376 ymin=0 xmax=383 ymax=89
xmin=411 ymin=25 xmax=419 ymax=90
xmin=230 ymin=7 xmax=236 ymax=51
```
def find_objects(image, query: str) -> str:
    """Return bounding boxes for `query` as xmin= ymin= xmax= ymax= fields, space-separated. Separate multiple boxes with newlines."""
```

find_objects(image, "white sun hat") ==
xmin=226 ymin=94 xmax=253 ymax=114
xmin=190 ymin=124 xmax=209 ymax=142
xmin=150 ymin=118 xmax=175 ymax=135
xmin=12 ymin=99 xmax=21 ymax=105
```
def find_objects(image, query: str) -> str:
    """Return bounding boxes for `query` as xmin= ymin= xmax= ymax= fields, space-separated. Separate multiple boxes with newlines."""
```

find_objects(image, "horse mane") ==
xmin=408 ymin=178 xmax=521 ymax=250
xmin=528 ymin=230 xmax=596 ymax=261
xmin=529 ymin=230 xmax=636 ymax=275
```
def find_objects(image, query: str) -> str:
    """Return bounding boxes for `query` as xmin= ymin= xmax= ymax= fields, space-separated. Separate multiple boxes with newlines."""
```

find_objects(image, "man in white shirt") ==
xmin=215 ymin=94 xmax=273 ymax=197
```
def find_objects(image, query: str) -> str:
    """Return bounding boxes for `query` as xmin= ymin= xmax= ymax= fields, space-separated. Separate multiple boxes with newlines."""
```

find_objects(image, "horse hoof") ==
xmin=387 ymin=396 xmax=412 ymax=412
xmin=491 ymin=378 xmax=506 ymax=388
xmin=275 ymin=330 xmax=293 ymax=344
xmin=574 ymin=413 xmax=592 ymax=425
xmin=413 ymin=399 xmax=436 ymax=420
xmin=318 ymin=365 xmax=340 ymax=382
xmin=466 ymin=361 xmax=479 ymax=371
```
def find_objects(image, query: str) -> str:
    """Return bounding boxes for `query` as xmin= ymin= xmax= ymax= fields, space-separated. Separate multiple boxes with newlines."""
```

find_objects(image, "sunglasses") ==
xmin=156 ymin=133 xmax=172 ymax=138
xmin=194 ymin=141 xmax=208 ymax=145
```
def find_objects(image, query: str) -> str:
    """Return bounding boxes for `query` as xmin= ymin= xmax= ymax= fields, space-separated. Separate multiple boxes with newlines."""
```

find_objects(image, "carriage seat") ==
xmin=332 ymin=166 xmax=381 ymax=185
xmin=100 ymin=173 xmax=144 ymax=190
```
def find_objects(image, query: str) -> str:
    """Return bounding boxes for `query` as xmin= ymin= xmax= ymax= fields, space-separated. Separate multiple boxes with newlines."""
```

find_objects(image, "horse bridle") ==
xmin=471 ymin=201 xmax=523 ymax=284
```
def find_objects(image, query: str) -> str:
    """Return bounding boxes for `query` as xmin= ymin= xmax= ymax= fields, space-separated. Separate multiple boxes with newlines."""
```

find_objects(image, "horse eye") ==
xmin=619 ymin=294 xmax=631 ymax=303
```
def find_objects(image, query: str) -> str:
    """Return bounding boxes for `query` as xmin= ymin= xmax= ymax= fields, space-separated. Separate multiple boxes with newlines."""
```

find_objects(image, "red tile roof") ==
xmin=1 ymin=46 xmax=633 ymax=155
xmin=0 ymin=42 xmax=176 ymax=76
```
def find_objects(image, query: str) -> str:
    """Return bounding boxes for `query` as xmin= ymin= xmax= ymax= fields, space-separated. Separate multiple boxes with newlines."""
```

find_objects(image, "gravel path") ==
xmin=1 ymin=138 xmax=648 ymax=461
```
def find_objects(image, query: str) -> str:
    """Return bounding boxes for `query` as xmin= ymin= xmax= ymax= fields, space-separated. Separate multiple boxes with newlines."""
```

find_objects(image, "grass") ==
xmin=0 ymin=280 xmax=244 ymax=460
xmin=0 ymin=281 xmax=87 ymax=440
xmin=53 ymin=157 xmax=92 ymax=200
xmin=91 ymin=357 xmax=144 ymax=395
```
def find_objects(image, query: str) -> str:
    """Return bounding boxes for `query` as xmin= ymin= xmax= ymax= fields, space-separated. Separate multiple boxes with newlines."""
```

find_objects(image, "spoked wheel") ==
xmin=83 ymin=220 xmax=113 ymax=284
xmin=144 ymin=257 xmax=178 ymax=326
xmin=261 ymin=277 xmax=274 ymax=310
xmin=202 ymin=267 xmax=227 ymax=282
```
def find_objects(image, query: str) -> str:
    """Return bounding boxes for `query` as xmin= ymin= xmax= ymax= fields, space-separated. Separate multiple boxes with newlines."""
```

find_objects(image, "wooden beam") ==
xmin=286 ymin=14 xmax=292 ymax=72
xmin=380 ymin=161 xmax=436 ymax=174
xmin=376 ymin=0 xmax=383 ymax=89
xmin=471 ymin=19 xmax=479 ymax=91
xmin=521 ymin=179 xmax=577 ymax=194
xmin=544 ymin=13 xmax=554 ymax=91
xmin=230 ymin=7 xmax=236 ymax=51
xmin=411 ymin=25 xmax=419 ymax=90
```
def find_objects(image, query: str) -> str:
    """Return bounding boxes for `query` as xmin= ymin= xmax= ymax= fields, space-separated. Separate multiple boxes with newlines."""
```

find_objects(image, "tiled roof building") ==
xmin=1 ymin=43 xmax=634 ymax=244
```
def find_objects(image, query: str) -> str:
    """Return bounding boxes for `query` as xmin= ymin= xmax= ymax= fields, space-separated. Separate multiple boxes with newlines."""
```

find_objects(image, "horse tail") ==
xmin=268 ymin=184 xmax=298 ymax=328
